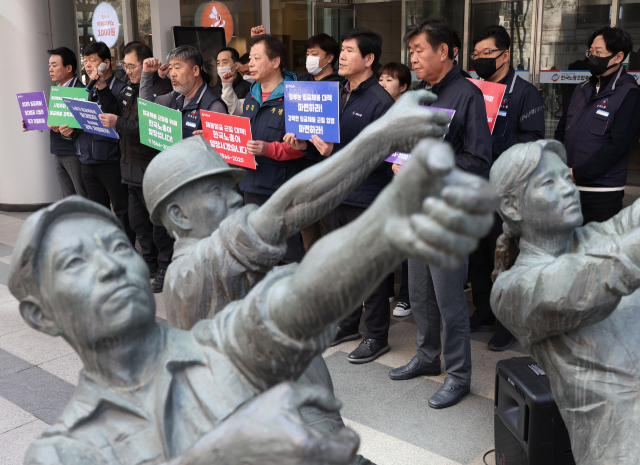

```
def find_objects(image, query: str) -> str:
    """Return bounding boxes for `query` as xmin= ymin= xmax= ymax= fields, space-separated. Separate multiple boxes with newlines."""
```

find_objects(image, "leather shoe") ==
xmin=488 ymin=326 xmax=516 ymax=351
xmin=389 ymin=356 xmax=441 ymax=380
xmin=347 ymin=338 xmax=390 ymax=364
xmin=331 ymin=327 xmax=361 ymax=347
xmin=428 ymin=378 xmax=470 ymax=409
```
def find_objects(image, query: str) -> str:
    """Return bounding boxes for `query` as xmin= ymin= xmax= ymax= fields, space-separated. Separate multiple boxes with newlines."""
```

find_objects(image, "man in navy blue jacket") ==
xmin=290 ymin=29 xmax=396 ymax=364
xmin=389 ymin=19 xmax=492 ymax=409
xmin=62 ymin=41 xmax=134 ymax=245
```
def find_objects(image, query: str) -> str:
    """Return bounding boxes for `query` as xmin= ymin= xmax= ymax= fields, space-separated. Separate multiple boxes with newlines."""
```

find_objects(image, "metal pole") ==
xmin=122 ymin=0 xmax=134 ymax=44
xmin=401 ymin=0 xmax=406 ymax=65
xmin=462 ymin=0 xmax=471 ymax=72
xmin=611 ymin=0 xmax=620 ymax=27
xmin=262 ymin=0 xmax=271 ymax=32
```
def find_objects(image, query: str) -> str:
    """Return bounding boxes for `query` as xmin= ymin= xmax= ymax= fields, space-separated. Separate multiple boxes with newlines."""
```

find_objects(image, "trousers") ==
xmin=409 ymin=256 xmax=471 ymax=386
xmin=579 ymin=190 xmax=624 ymax=225
xmin=82 ymin=163 xmax=135 ymax=246
xmin=55 ymin=155 xmax=86 ymax=198
xmin=330 ymin=204 xmax=390 ymax=341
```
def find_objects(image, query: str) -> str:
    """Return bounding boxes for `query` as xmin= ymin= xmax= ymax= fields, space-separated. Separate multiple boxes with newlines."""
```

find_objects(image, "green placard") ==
xmin=47 ymin=86 xmax=87 ymax=128
xmin=138 ymin=98 xmax=182 ymax=151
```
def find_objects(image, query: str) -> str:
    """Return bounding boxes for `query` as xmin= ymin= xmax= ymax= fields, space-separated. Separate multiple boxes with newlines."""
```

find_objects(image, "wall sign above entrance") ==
xmin=92 ymin=3 xmax=119 ymax=48
xmin=195 ymin=2 xmax=234 ymax=44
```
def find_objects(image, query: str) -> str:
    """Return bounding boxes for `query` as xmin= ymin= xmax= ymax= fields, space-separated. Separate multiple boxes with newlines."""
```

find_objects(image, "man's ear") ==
xmin=273 ymin=57 xmax=281 ymax=70
xmin=167 ymin=203 xmax=192 ymax=231
xmin=19 ymin=298 xmax=61 ymax=337
xmin=500 ymin=195 xmax=522 ymax=223
xmin=365 ymin=53 xmax=375 ymax=69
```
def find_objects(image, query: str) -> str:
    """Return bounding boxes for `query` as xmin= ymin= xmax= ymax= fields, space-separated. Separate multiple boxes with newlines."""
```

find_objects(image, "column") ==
xmin=150 ymin=0 xmax=181 ymax=60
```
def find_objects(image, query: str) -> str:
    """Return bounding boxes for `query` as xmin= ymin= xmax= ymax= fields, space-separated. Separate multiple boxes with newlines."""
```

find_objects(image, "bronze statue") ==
xmin=490 ymin=139 xmax=640 ymax=465
xmin=10 ymin=98 xmax=496 ymax=464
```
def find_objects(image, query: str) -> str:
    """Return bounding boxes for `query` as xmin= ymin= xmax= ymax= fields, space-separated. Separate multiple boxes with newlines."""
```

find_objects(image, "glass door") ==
xmin=312 ymin=3 xmax=355 ymax=45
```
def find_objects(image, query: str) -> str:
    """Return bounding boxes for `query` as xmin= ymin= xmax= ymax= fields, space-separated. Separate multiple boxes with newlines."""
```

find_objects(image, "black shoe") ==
xmin=488 ymin=326 xmax=516 ymax=351
xmin=151 ymin=268 xmax=166 ymax=294
xmin=428 ymin=378 xmax=470 ymax=409
xmin=331 ymin=327 xmax=361 ymax=347
xmin=149 ymin=268 xmax=159 ymax=280
xmin=348 ymin=338 xmax=390 ymax=364
xmin=469 ymin=313 xmax=496 ymax=333
xmin=389 ymin=356 xmax=441 ymax=380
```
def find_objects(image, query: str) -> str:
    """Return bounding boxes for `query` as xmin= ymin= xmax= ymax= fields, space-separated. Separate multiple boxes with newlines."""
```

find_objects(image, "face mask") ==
xmin=473 ymin=51 xmax=506 ymax=80
xmin=587 ymin=54 xmax=616 ymax=77
xmin=306 ymin=55 xmax=327 ymax=76
xmin=243 ymin=75 xmax=254 ymax=83
xmin=217 ymin=66 xmax=231 ymax=78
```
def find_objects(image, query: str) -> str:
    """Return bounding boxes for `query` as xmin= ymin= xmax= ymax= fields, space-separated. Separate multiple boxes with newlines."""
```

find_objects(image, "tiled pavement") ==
xmin=0 ymin=210 xmax=530 ymax=465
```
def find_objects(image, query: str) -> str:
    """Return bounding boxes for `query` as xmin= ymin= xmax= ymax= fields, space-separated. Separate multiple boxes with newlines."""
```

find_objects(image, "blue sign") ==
xmin=284 ymin=81 xmax=340 ymax=143
xmin=61 ymin=98 xmax=119 ymax=139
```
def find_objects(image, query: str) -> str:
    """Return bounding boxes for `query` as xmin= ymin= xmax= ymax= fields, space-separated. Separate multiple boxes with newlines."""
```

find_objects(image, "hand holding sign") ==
xmin=283 ymin=133 xmax=307 ymax=151
xmin=17 ymin=92 xmax=49 ymax=131
xmin=309 ymin=135 xmax=333 ymax=157
xmin=59 ymin=125 xmax=74 ymax=137
xmin=99 ymin=113 xmax=118 ymax=128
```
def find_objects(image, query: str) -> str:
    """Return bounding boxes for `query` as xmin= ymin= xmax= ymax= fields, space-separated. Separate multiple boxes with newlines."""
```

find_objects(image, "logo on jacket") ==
xmin=191 ymin=110 xmax=197 ymax=115
xmin=501 ymin=98 xmax=509 ymax=105
xmin=598 ymin=98 xmax=609 ymax=109
xmin=351 ymin=111 xmax=362 ymax=117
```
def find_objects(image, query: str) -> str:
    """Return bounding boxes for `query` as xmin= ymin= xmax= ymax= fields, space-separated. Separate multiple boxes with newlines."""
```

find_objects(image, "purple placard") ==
xmin=386 ymin=106 xmax=455 ymax=164
xmin=17 ymin=91 xmax=49 ymax=131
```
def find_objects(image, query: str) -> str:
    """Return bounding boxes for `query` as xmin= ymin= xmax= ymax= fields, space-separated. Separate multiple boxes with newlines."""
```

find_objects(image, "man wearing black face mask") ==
xmin=468 ymin=25 xmax=545 ymax=351
xmin=555 ymin=26 xmax=640 ymax=224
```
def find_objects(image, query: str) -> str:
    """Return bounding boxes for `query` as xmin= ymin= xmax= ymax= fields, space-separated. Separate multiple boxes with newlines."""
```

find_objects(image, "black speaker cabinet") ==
xmin=494 ymin=357 xmax=575 ymax=465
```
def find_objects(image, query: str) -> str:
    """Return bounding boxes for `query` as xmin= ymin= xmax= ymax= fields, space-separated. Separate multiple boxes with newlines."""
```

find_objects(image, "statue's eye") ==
xmin=113 ymin=242 xmax=129 ymax=253
xmin=542 ymin=179 xmax=554 ymax=187
xmin=65 ymin=257 xmax=84 ymax=270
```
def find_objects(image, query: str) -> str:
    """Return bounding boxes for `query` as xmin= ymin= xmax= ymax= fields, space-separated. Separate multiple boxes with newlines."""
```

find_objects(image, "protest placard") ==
xmin=62 ymin=98 xmax=119 ymax=139
xmin=467 ymin=78 xmax=506 ymax=134
xmin=48 ymin=86 xmax=87 ymax=128
xmin=138 ymin=99 xmax=182 ymax=151
xmin=284 ymin=81 xmax=340 ymax=143
xmin=17 ymin=92 xmax=49 ymax=131
xmin=385 ymin=107 xmax=455 ymax=165
xmin=200 ymin=110 xmax=255 ymax=169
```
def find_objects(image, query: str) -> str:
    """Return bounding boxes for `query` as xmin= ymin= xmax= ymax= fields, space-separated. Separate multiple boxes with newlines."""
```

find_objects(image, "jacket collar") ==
xmin=340 ymin=73 xmax=377 ymax=95
xmin=57 ymin=326 xmax=207 ymax=432
xmin=249 ymin=71 xmax=297 ymax=105
xmin=430 ymin=64 xmax=462 ymax=95
xmin=585 ymin=66 xmax=630 ymax=99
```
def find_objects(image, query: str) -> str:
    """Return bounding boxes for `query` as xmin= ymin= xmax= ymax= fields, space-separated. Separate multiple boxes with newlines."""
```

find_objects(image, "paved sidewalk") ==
xmin=0 ymin=210 xmax=527 ymax=465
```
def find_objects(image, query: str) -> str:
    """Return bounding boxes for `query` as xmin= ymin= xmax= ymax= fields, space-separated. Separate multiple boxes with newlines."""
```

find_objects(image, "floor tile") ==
xmin=0 ymin=349 xmax=32 ymax=379
xmin=0 ymin=262 xmax=11 ymax=287
xmin=0 ymin=212 xmax=31 ymax=221
xmin=468 ymin=447 xmax=496 ymax=465
xmin=0 ymin=419 xmax=48 ymax=465
xmin=0 ymin=327 xmax=75 ymax=366
xmin=343 ymin=418 xmax=461 ymax=465
xmin=39 ymin=353 xmax=83 ymax=386
xmin=0 ymin=243 xmax=12 ymax=258
xmin=0 ymin=396 xmax=37 ymax=435
xmin=155 ymin=292 xmax=167 ymax=320
xmin=0 ymin=257 xmax=10 ymax=265
xmin=0 ymin=222 xmax=25 ymax=248
xmin=0 ymin=284 xmax=15 ymax=306
xmin=0 ymin=300 xmax=27 ymax=337
xmin=0 ymin=366 xmax=75 ymax=425
xmin=0 ymin=215 xmax=23 ymax=227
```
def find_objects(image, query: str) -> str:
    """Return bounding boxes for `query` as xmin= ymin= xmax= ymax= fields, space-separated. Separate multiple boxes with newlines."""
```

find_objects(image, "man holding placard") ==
xmin=140 ymin=45 xmax=227 ymax=140
xmin=41 ymin=47 xmax=86 ymax=197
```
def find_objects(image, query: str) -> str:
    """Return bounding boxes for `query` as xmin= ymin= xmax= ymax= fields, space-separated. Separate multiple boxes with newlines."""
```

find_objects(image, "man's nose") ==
xmin=95 ymin=250 xmax=126 ymax=282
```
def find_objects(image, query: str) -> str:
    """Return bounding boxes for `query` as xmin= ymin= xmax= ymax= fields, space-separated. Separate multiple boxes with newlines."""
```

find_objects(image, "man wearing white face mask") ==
xmin=298 ymin=34 xmax=341 ymax=82
xmin=213 ymin=47 xmax=251 ymax=99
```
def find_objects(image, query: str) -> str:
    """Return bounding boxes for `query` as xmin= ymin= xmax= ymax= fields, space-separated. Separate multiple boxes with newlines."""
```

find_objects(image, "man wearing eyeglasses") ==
xmin=467 ymin=25 xmax=545 ymax=352
xmin=555 ymin=26 xmax=640 ymax=225
xmin=97 ymin=41 xmax=174 ymax=293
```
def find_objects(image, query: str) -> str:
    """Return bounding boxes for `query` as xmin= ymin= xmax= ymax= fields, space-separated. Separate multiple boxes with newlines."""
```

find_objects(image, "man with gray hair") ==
xmin=140 ymin=45 xmax=227 ymax=141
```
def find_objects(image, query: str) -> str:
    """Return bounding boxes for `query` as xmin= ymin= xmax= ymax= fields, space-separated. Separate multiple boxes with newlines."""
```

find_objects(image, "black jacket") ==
xmin=336 ymin=74 xmax=395 ymax=208
xmin=491 ymin=68 xmax=545 ymax=163
xmin=51 ymin=76 xmax=84 ymax=156
xmin=297 ymin=70 xmax=342 ymax=82
xmin=212 ymin=73 xmax=251 ymax=100
xmin=416 ymin=65 xmax=492 ymax=175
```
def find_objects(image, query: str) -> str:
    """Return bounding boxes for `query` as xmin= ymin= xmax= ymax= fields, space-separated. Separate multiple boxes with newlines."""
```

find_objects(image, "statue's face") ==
xmin=179 ymin=176 xmax=243 ymax=238
xmin=521 ymin=150 xmax=583 ymax=236
xmin=39 ymin=216 xmax=156 ymax=347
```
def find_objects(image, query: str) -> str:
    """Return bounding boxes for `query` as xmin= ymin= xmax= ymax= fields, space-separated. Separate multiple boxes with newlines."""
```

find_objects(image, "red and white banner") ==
xmin=200 ymin=111 xmax=256 ymax=170
xmin=467 ymin=79 xmax=506 ymax=134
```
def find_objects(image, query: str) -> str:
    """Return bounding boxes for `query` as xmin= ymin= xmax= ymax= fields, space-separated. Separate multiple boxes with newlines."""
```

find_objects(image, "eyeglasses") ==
xmin=585 ymin=50 xmax=611 ymax=58
xmin=470 ymin=49 xmax=505 ymax=60
xmin=123 ymin=63 xmax=142 ymax=72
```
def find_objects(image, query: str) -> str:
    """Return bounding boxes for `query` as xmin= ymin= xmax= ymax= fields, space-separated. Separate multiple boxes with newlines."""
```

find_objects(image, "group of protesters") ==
xmin=35 ymin=18 xmax=640 ymax=409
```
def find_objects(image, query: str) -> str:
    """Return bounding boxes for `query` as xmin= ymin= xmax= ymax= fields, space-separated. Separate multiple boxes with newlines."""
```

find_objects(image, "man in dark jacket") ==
xmin=555 ymin=26 xmax=640 ymax=224
xmin=389 ymin=19 xmax=492 ymax=409
xmin=42 ymin=47 xmax=86 ymax=197
xmin=61 ymin=41 xmax=134 ymax=245
xmin=99 ymin=42 xmax=174 ymax=293
xmin=212 ymin=47 xmax=250 ymax=99
xmin=467 ymin=25 xmax=545 ymax=351
xmin=140 ymin=45 xmax=228 ymax=140
xmin=288 ymin=29 xmax=395 ymax=364
xmin=298 ymin=33 xmax=341 ymax=83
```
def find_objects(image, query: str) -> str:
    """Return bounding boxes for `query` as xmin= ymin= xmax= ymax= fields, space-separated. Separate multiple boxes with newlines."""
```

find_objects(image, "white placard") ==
xmin=92 ymin=3 xmax=119 ymax=48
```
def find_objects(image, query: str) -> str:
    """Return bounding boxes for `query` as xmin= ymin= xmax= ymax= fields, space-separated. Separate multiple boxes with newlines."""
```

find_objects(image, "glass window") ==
xmin=618 ymin=0 xmax=640 ymax=186
xmin=132 ymin=0 xmax=152 ymax=49
xmin=356 ymin=2 xmax=403 ymax=66
xmin=539 ymin=0 xmax=611 ymax=137
xmin=470 ymin=0 xmax=534 ymax=75
xmin=76 ymin=0 xmax=126 ymax=82
xmin=270 ymin=0 xmax=313 ymax=75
